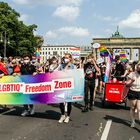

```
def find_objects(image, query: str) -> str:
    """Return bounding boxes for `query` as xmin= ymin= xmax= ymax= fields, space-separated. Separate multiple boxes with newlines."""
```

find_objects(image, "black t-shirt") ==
xmin=20 ymin=63 xmax=36 ymax=75
xmin=114 ymin=62 xmax=125 ymax=77
xmin=84 ymin=62 xmax=96 ymax=81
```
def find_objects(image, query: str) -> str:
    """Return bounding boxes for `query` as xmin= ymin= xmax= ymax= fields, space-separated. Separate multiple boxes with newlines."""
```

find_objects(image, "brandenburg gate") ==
xmin=91 ymin=28 xmax=140 ymax=61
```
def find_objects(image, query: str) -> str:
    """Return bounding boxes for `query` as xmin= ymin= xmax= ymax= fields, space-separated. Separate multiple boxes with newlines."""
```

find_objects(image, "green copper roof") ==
xmin=111 ymin=26 xmax=124 ymax=38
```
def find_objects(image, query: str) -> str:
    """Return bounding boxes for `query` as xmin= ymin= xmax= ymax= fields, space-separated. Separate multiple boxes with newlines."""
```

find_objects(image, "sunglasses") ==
xmin=24 ymin=59 xmax=29 ymax=60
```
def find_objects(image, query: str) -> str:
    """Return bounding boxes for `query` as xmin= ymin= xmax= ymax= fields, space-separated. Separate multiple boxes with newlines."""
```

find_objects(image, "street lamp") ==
xmin=0 ymin=31 xmax=10 ymax=59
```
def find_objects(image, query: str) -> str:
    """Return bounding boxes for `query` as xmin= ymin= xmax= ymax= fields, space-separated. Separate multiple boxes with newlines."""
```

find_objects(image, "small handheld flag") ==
xmin=99 ymin=46 xmax=109 ymax=57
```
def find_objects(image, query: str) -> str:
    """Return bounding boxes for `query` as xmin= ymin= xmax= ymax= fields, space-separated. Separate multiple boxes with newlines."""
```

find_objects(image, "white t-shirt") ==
xmin=128 ymin=72 xmax=140 ymax=92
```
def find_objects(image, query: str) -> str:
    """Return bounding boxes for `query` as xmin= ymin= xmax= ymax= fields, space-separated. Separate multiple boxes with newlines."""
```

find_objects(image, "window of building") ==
xmin=63 ymin=48 xmax=65 ymax=50
xmin=53 ymin=51 xmax=57 ymax=55
xmin=57 ymin=48 xmax=59 ymax=50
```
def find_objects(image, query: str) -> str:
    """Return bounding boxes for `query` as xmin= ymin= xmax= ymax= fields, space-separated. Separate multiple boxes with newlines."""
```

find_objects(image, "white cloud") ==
xmin=33 ymin=30 xmax=38 ymax=36
xmin=13 ymin=0 xmax=28 ymax=5
xmin=13 ymin=0 xmax=82 ymax=6
xmin=93 ymin=14 xmax=119 ymax=22
xmin=119 ymin=9 xmax=140 ymax=29
xmin=105 ymin=29 xmax=113 ymax=33
xmin=53 ymin=6 xmax=79 ymax=21
xmin=45 ymin=31 xmax=57 ymax=38
xmin=18 ymin=14 xmax=29 ymax=23
xmin=102 ymin=16 xmax=112 ymax=21
xmin=93 ymin=14 xmax=112 ymax=21
xmin=45 ymin=26 xmax=90 ymax=41
xmin=58 ymin=26 xmax=90 ymax=37
xmin=92 ymin=35 xmax=104 ymax=38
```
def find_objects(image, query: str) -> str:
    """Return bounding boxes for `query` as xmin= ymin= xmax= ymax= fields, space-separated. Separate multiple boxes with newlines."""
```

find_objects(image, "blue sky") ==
xmin=3 ymin=0 xmax=140 ymax=45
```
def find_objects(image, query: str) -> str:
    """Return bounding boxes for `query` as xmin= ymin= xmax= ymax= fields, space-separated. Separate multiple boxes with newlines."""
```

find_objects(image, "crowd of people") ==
xmin=0 ymin=53 xmax=140 ymax=127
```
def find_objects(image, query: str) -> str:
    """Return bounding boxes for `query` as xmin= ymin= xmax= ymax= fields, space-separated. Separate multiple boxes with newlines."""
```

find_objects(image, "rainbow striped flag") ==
xmin=35 ymin=48 xmax=40 ymax=57
xmin=99 ymin=46 xmax=109 ymax=57
xmin=119 ymin=51 xmax=127 ymax=62
xmin=35 ymin=48 xmax=40 ymax=62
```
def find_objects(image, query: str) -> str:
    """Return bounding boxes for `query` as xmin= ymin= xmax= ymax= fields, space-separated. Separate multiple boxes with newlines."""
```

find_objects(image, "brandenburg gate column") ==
xmin=95 ymin=48 xmax=98 ymax=59
xmin=139 ymin=48 xmax=140 ymax=61
xmin=130 ymin=48 xmax=133 ymax=60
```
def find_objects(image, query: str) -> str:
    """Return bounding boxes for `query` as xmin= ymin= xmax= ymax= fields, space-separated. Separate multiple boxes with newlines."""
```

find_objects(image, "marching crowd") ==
xmin=0 ymin=53 xmax=140 ymax=127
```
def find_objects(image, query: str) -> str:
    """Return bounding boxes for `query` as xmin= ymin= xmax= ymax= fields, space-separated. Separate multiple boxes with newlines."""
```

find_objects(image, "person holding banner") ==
xmin=82 ymin=54 xmax=99 ymax=112
xmin=20 ymin=55 xmax=37 ymax=117
xmin=48 ymin=57 xmax=60 ymax=72
xmin=126 ymin=63 xmax=140 ymax=128
xmin=11 ymin=59 xmax=21 ymax=76
xmin=58 ymin=53 xmax=76 ymax=123
xmin=0 ymin=58 xmax=8 ymax=109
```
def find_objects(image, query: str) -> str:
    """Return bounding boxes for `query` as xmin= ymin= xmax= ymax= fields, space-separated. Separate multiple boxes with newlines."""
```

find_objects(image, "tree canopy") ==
xmin=0 ymin=2 xmax=44 ymax=57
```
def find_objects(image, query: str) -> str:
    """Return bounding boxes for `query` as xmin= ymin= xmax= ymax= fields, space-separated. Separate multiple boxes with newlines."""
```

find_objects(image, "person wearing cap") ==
xmin=82 ymin=54 xmax=100 ymax=112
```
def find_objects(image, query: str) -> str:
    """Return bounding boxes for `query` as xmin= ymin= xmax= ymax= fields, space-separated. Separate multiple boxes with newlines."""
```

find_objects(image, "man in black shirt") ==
xmin=20 ymin=55 xmax=37 ymax=117
xmin=113 ymin=55 xmax=125 ymax=81
xmin=82 ymin=54 xmax=99 ymax=112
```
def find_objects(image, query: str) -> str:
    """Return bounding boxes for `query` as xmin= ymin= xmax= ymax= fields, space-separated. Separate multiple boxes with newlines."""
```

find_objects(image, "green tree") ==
xmin=0 ymin=2 xmax=42 ymax=57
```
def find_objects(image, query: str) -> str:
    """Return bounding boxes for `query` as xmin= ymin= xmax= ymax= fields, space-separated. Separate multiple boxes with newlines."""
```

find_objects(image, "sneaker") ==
xmin=30 ymin=108 xmax=35 ymax=115
xmin=135 ymin=109 xmax=137 ymax=113
xmin=82 ymin=107 xmax=88 ymax=112
xmin=64 ymin=116 xmax=70 ymax=123
xmin=58 ymin=115 xmax=66 ymax=123
xmin=21 ymin=110 xmax=29 ymax=117
xmin=89 ymin=106 xmax=93 ymax=111
xmin=130 ymin=121 xmax=136 ymax=128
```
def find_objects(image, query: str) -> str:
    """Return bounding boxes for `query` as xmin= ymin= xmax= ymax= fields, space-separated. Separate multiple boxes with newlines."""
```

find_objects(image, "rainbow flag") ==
xmin=104 ymin=55 xmax=111 ymax=82
xmin=35 ymin=48 xmax=40 ymax=62
xmin=99 ymin=46 xmax=109 ymax=57
xmin=119 ymin=51 xmax=127 ymax=62
xmin=35 ymin=48 xmax=40 ymax=57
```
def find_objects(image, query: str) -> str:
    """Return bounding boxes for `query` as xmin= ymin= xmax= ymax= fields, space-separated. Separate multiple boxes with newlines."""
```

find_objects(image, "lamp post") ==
xmin=0 ymin=31 xmax=10 ymax=59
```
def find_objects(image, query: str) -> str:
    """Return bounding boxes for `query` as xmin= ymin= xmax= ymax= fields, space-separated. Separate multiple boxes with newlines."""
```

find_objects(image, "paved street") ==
xmin=0 ymin=95 xmax=139 ymax=140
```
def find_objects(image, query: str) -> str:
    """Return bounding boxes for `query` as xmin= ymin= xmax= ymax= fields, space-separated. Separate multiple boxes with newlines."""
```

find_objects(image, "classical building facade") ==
xmin=91 ymin=29 xmax=140 ymax=61
xmin=40 ymin=45 xmax=79 ymax=63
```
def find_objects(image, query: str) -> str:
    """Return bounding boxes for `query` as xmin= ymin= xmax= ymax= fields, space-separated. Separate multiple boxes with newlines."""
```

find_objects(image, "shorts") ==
xmin=95 ymin=79 xmax=98 ymax=87
xmin=127 ymin=90 xmax=140 ymax=100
